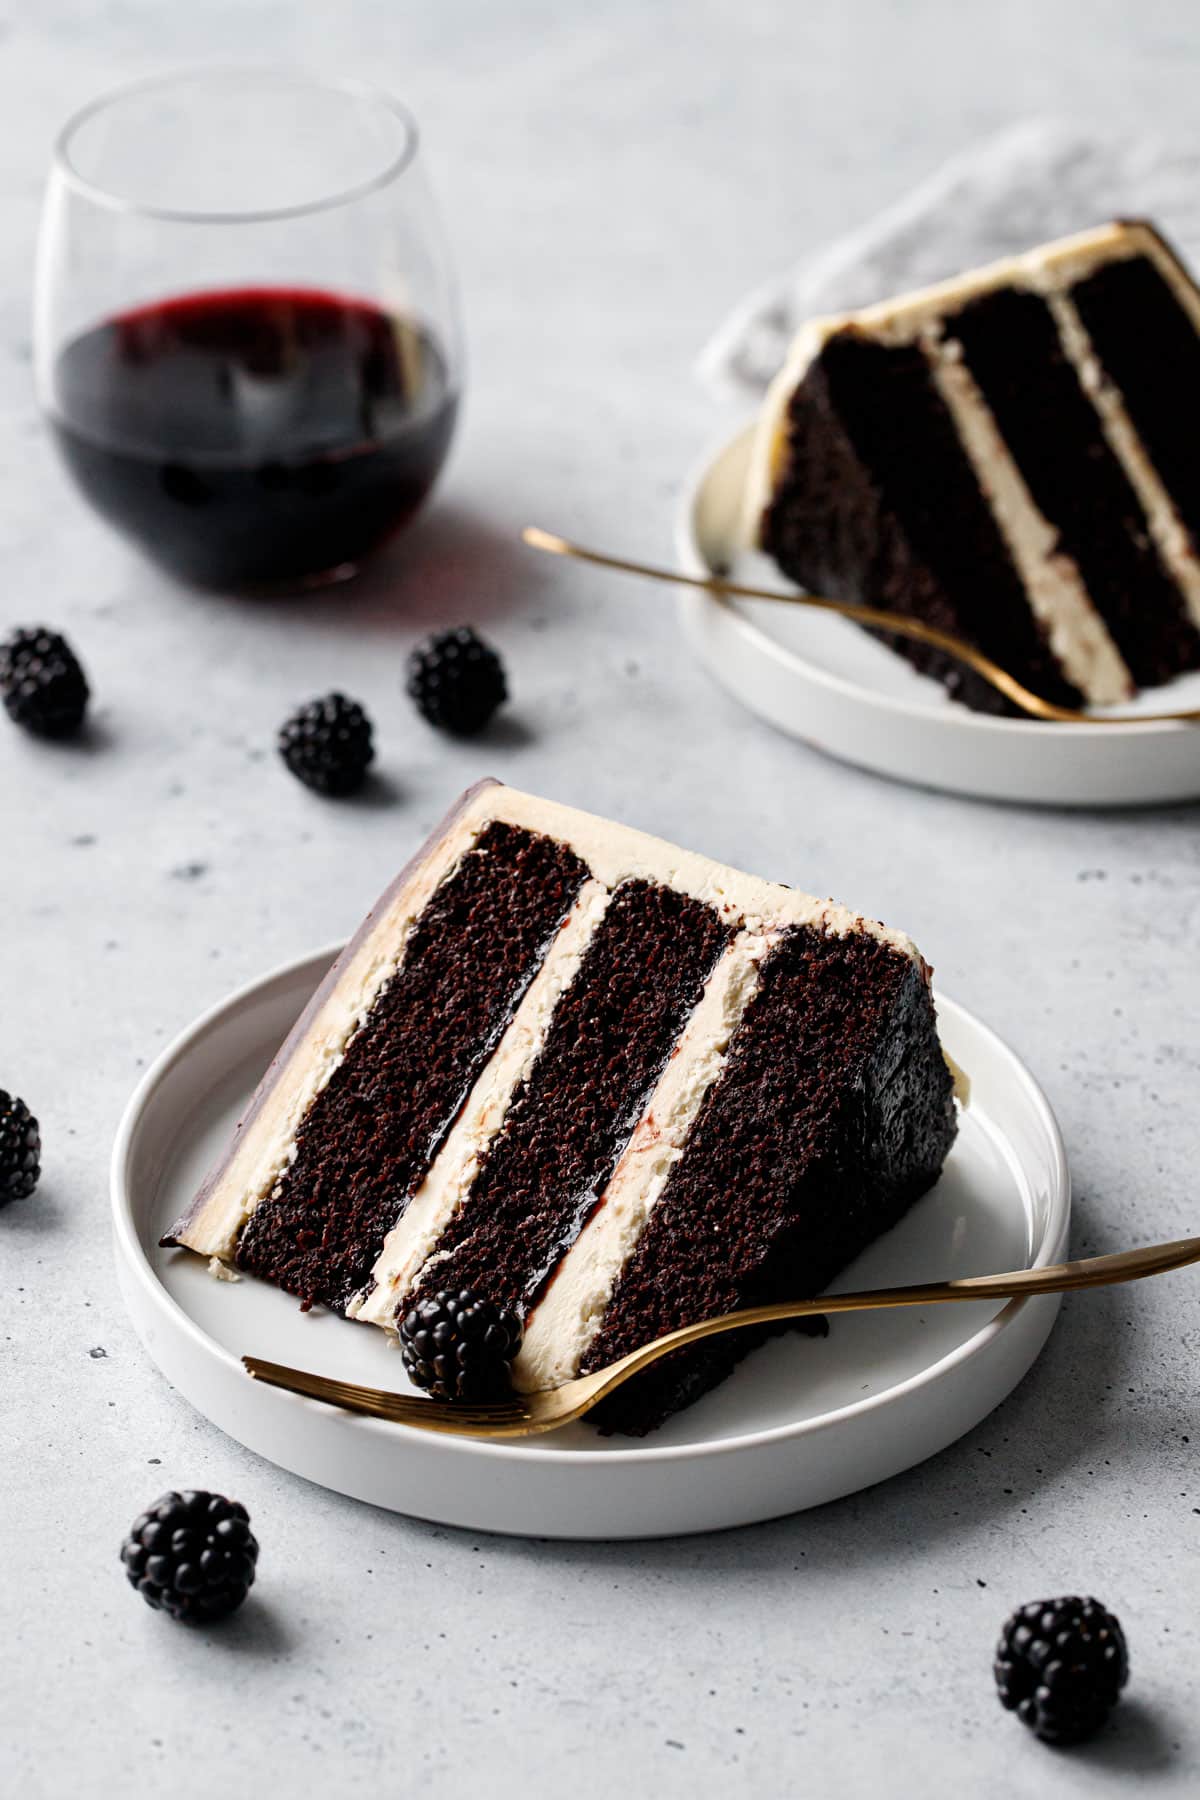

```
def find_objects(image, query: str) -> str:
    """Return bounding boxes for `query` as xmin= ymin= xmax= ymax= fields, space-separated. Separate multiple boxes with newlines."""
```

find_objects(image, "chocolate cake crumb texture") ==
xmin=754 ymin=224 xmax=1200 ymax=713
xmin=948 ymin=286 xmax=1200 ymax=689
xmin=174 ymin=783 xmax=958 ymax=1435
xmin=236 ymin=821 xmax=588 ymax=1310
xmin=762 ymin=334 xmax=1080 ymax=715
xmin=582 ymin=926 xmax=955 ymax=1434
xmin=1072 ymin=253 xmax=1200 ymax=553
xmin=407 ymin=878 xmax=730 ymax=1316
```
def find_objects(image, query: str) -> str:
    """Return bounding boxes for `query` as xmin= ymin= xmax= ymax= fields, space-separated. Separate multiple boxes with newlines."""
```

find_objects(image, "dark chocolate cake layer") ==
xmin=409 ymin=879 xmax=730 ymax=1315
xmin=582 ymin=925 xmax=957 ymax=1436
xmin=947 ymin=286 xmax=1200 ymax=690
xmin=235 ymin=821 xmax=587 ymax=1311
xmin=760 ymin=333 xmax=1081 ymax=715
xmin=1071 ymin=253 xmax=1200 ymax=562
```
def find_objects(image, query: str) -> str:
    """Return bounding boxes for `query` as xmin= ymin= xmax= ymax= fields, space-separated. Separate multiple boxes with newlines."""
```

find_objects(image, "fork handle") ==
xmin=599 ymin=1234 xmax=1200 ymax=1389
xmin=242 ymin=1235 xmax=1200 ymax=1434
xmin=521 ymin=529 xmax=1200 ymax=726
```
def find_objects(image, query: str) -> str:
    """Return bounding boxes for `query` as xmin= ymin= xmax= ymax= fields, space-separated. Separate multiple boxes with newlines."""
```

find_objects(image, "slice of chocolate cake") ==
xmin=165 ymin=781 xmax=958 ymax=1434
xmin=745 ymin=220 xmax=1200 ymax=715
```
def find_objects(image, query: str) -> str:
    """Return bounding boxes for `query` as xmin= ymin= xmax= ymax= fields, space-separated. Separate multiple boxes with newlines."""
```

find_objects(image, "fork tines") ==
xmin=242 ymin=1356 xmax=531 ymax=1428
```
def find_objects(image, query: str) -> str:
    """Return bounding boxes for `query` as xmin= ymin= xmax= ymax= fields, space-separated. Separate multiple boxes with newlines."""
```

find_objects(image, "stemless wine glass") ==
xmin=35 ymin=68 xmax=462 ymax=593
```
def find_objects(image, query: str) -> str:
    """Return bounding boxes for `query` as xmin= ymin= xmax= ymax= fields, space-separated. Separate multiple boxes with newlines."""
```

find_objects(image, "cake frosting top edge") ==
xmin=162 ymin=779 xmax=927 ymax=1259
xmin=741 ymin=218 xmax=1200 ymax=550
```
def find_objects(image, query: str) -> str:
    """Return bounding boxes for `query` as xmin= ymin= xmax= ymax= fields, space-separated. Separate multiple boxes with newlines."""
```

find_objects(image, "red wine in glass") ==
xmin=49 ymin=287 xmax=459 ymax=591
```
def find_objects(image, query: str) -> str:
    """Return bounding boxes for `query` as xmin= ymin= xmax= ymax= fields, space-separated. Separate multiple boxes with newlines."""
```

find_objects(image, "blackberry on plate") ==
xmin=0 ymin=627 xmax=89 ymax=738
xmin=120 ymin=1490 xmax=258 ymax=1623
xmin=995 ymin=1595 xmax=1129 ymax=1745
xmin=278 ymin=692 xmax=374 ymax=795
xmin=0 ymin=1091 xmax=40 ymax=1206
xmin=406 ymin=626 xmax=507 ymax=736
xmin=399 ymin=1287 xmax=522 ymax=1401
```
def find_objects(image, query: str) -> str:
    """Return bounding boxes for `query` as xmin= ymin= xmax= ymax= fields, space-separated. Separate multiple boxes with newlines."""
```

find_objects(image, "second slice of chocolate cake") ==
xmin=745 ymin=220 xmax=1200 ymax=715
xmin=165 ymin=781 xmax=958 ymax=1434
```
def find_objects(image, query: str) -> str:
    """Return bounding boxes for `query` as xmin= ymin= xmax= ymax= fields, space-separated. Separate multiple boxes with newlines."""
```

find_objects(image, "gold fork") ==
xmin=243 ymin=1234 xmax=1200 ymax=1438
xmin=522 ymin=527 xmax=1200 ymax=727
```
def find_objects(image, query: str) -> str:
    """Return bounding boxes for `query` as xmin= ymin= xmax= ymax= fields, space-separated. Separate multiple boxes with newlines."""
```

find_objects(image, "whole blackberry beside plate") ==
xmin=0 ymin=1091 xmax=40 ymax=1206
xmin=407 ymin=627 xmax=507 ymax=736
xmin=995 ymin=1595 xmax=1129 ymax=1744
xmin=0 ymin=627 xmax=89 ymax=738
xmin=120 ymin=1489 xmax=258 ymax=1623
xmin=278 ymin=692 xmax=374 ymax=796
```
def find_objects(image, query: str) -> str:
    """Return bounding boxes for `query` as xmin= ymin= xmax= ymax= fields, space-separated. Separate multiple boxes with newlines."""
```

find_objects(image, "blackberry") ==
xmin=0 ymin=627 xmax=89 ymax=738
xmin=406 ymin=627 xmax=507 ymax=735
xmin=399 ymin=1287 xmax=522 ymax=1401
xmin=0 ymin=1091 xmax=40 ymax=1206
xmin=120 ymin=1490 xmax=258 ymax=1623
xmin=278 ymin=692 xmax=374 ymax=795
xmin=995 ymin=1596 xmax=1129 ymax=1744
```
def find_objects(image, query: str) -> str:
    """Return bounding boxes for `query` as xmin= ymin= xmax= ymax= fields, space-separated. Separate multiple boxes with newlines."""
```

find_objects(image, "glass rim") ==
xmin=53 ymin=66 xmax=421 ymax=225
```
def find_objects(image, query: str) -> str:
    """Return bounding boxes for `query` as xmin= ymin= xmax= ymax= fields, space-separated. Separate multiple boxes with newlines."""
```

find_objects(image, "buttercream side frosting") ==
xmin=923 ymin=329 xmax=1132 ymax=705
xmin=514 ymin=927 xmax=778 ymax=1391
xmin=741 ymin=217 xmax=1200 ymax=702
xmin=483 ymin=787 xmax=920 ymax=962
xmin=352 ymin=879 xmax=613 ymax=1325
xmin=171 ymin=781 xmax=927 ymax=1268
xmin=1047 ymin=290 xmax=1200 ymax=636
xmin=744 ymin=223 xmax=1141 ymax=547
xmin=171 ymin=803 xmax=486 ymax=1260
xmin=741 ymin=220 xmax=1200 ymax=569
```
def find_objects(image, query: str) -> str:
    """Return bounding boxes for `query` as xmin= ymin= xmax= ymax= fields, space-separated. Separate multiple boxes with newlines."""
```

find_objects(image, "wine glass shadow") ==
xmin=285 ymin=504 xmax=562 ymax=634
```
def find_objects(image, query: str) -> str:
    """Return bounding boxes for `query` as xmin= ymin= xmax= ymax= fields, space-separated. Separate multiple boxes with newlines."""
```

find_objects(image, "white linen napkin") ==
xmin=698 ymin=118 xmax=1200 ymax=403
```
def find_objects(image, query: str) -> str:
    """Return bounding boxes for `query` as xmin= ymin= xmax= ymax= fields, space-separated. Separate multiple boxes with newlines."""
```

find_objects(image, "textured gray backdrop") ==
xmin=4 ymin=3 xmax=1198 ymax=1795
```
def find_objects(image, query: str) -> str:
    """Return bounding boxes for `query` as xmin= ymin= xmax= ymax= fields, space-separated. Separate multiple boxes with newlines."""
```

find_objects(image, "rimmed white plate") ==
xmin=677 ymin=424 xmax=1200 ymax=807
xmin=112 ymin=945 xmax=1070 ymax=1539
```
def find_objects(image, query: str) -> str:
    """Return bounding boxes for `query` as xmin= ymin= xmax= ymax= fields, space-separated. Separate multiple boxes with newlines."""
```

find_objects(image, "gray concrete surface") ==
xmin=3 ymin=2 xmax=1198 ymax=1794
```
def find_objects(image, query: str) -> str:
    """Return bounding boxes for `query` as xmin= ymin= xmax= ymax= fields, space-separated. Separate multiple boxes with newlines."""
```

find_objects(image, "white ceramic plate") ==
xmin=677 ymin=424 xmax=1200 ymax=807
xmin=112 ymin=946 xmax=1070 ymax=1539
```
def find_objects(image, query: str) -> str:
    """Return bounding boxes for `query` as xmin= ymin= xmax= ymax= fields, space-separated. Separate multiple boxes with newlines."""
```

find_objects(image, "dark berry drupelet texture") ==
xmin=120 ymin=1490 xmax=258 ymax=1623
xmin=406 ymin=627 xmax=507 ymax=736
xmin=995 ymin=1596 xmax=1129 ymax=1744
xmin=399 ymin=1287 xmax=523 ymax=1401
xmin=0 ymin=1091 xmax=40 ymax=1207
xmin=278 ymin=692 xmax=374 ymax=795
xmin=0 ymin=627 xmax=89 ymax=738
